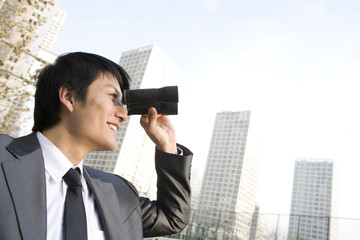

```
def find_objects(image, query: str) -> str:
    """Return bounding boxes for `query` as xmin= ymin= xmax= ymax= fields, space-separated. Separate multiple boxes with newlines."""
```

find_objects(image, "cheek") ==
xmin=89 ymin=102 xmax=114 ymax=123
xmin=74 ymin=98 xmax=114 ymax=127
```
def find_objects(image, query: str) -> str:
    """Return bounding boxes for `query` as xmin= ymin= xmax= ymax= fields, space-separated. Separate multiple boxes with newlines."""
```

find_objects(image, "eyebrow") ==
xmin=105 ymin=84 xmax=122 ymax=95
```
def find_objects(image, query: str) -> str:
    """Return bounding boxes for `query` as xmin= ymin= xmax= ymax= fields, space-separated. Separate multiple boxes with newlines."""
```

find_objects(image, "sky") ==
xmin=53 ymin=0 xmax=360 ymax=224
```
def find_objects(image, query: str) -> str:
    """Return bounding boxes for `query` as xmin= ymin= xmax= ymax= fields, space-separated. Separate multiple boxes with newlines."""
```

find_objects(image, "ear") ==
xmin=59 ymin=84 xmax=75 ymax=112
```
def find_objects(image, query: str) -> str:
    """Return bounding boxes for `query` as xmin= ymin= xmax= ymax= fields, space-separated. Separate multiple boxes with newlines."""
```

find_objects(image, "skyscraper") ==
xmin=21 ymin=6 xmax=67 ymax=137
xmin=193 ymin=111 xmax=263 ymax=240
xmin=0 ymin=0 xmax=65 ymax=136
xmin=288 ymin=158 xmax=338 ymax=240
xmin=0 ymin=0 xmax=64 ymax=81
xmin=249 ymin=204 xmax=270 ymax=240
xmin=38 ymin=8 xmax=67 ymax=51
xmin=84 ymin=45 xmax=180 ymax=199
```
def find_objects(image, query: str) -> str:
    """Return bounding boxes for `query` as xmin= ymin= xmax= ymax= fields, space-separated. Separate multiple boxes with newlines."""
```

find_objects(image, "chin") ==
xmin=108 ymin=145 xmax=116 ymax=150
xmin=107 ymin=141 xmax=117 ymax=150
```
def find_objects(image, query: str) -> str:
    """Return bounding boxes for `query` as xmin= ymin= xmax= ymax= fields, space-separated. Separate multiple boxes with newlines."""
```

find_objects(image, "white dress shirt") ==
xmin=36 ymin=132 xmax=105 ymax=240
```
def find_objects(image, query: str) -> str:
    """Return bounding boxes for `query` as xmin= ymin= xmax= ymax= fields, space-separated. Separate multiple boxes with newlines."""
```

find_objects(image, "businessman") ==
xmin=0 ymin=52 xmax=192 ymax=240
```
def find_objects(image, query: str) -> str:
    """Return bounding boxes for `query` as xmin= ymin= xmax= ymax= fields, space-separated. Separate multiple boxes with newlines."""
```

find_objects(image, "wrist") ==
xmin=156 ymin=143 xmax=178 ymax=154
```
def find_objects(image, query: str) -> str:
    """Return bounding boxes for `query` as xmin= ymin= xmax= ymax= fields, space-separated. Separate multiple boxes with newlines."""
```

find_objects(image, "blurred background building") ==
xmin=287 ymin=158 xmax=338 ymax=240
xmin=186 ymin=110 xmax=263 ymax=239
xmin=0 ymin=0 xmax=66 ymax=136
xmin=249 ymin=204 xmax=270 ymax=240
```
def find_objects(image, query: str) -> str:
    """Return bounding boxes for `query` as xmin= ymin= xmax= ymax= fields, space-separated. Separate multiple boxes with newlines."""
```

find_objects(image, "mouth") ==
xmin=108 ymin=123 xmax=119 ymax=132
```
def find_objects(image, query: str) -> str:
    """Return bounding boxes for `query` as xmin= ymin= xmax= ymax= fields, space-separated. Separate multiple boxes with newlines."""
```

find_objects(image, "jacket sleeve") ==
xmin=141 ymin=144 xmax=193 ymax=238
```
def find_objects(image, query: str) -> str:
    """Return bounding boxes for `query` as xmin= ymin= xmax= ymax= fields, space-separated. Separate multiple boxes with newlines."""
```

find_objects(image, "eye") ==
xmin=111 ymin=93 xmax=118 ymax=101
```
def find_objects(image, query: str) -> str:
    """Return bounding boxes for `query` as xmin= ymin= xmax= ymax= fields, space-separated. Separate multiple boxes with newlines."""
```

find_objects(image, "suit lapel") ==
xmin=84 ymin=169 xmax=125 ymax=240
xmin=2 ymin=133 xmax=47 ymax=240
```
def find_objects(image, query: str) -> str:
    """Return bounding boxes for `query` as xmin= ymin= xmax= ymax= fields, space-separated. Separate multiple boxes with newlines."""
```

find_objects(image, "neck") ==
xmin=41 ymin=125 xmax=89 ymax=166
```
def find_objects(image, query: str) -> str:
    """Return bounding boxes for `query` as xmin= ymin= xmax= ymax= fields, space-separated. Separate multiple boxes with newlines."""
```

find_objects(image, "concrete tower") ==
xmin=288 ymin=158 xmax=338 ymax=240
xmin=193 ymin=111 xmax=263 ymax=240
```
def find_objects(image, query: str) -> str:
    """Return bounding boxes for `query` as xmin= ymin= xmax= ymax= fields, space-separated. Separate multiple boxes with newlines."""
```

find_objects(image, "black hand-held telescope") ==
xmin=123 ymin=86 xmax=178 ymax=115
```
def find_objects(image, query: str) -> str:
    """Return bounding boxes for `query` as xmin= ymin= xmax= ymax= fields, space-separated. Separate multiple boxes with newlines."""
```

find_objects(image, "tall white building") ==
xmin=0 ymin=0 xmax=64 ymax=80
xmin=193 ymin=111 xmax=263 ymax=240
xmin=21 ymin=4 xmax=66 ymax=137
xmin=0 ymin=0 xmax=65 ymax=136
xmin=288 ymin=158 xmax=338 ymax=240
xmin=38 ymin=8 xmax=67 ymax=51
xmin=84 ymin=45 xmax=180 ymax=199
xmin=26 ymin=6 xmax=67 ymax=78
xmin=249 ymin=204 xmax=270 ymax=240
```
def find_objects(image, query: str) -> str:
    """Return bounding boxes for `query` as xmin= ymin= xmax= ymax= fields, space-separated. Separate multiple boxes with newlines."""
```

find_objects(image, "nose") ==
xmin=115 ymin=105 xmax=128 ymax=122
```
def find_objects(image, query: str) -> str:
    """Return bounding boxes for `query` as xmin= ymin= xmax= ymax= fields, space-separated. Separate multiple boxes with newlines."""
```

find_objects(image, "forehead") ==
xmin=93 ymin=72 xmax=121 ymax=90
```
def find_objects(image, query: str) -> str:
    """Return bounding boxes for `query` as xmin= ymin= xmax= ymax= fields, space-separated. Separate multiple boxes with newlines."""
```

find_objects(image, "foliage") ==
xmin=0 ymin=0 xmax=53 ymax=136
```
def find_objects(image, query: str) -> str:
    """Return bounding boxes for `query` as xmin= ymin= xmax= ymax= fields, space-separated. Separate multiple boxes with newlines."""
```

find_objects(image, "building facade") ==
xmin=38 ymin=8 xmax=66 ymax=51
xmin=249 ymin=204 xmax=270 ymax=240
xmin=0 ymin=0 xmax=65 ymax=136
xmin=191 ymin=111 xmax=263 ymax=240
xmin=288 ymin=158 xmax=338 ymax=240
xmin=20 ymin=7 xmax=66 ymax=137
xmin=84 ymin=45 xmax=180 ymax=199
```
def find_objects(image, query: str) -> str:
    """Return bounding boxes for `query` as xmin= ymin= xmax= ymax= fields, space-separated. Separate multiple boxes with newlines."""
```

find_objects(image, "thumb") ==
xmin=147 ymin=107 xmax=158 ymax=128
xmin=148 ymin=107 xmax=157 ymax=119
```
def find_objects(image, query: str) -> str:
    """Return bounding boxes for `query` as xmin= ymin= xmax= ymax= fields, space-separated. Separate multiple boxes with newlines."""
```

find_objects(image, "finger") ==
xmin=148 ymin=107 xmax=158 ymax=122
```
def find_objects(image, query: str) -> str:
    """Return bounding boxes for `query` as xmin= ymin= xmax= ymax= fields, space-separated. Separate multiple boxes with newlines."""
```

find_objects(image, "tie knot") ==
xmin=63 ymin=168 xmax=82 ymax=188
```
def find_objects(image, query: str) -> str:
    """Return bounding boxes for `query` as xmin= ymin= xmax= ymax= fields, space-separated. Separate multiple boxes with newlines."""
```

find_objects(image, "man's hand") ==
xmin=140 ymin=107 xmax=177 ymax=154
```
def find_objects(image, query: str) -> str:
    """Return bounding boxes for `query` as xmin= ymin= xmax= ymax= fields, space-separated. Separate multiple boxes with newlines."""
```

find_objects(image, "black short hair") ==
xmin=32 ymin=52 xmax=131 ymax=132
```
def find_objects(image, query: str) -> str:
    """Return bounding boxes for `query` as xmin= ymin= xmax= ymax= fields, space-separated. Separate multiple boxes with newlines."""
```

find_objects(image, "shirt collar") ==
xmin=36 ymin=131 xmax=84 ymax=183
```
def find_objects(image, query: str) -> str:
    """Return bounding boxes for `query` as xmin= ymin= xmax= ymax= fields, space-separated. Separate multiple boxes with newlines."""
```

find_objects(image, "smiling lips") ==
xmin=108 ymin=123 xmax=118 ymax=132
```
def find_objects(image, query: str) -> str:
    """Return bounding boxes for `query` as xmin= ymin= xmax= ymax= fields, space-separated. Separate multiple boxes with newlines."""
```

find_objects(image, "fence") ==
xmin=160 ymin=209 xmax=360 ymax=240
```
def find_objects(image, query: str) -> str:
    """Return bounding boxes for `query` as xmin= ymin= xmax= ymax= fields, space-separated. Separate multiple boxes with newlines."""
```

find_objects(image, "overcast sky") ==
xmin=53 ymin=0 xmax=360 ymax=226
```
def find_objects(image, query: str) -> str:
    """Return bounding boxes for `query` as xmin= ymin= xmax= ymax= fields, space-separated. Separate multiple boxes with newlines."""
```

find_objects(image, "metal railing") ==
xmin=161 ymin=209 xmax=360 ymax=240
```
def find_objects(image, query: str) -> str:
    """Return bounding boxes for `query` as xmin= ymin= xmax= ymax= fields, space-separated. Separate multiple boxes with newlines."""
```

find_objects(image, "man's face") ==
xmin=68 ymin=73 xmax=127 ymax=152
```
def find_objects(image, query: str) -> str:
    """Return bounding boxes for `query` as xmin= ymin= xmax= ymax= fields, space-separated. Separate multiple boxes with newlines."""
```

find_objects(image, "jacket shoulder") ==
xmin=84 ymin=166 xmax=139 ymax=196
xmin=0 ymin=134 xmax=14 ymax=146
xmin=0 ymin=134 xmax=15 ymax=163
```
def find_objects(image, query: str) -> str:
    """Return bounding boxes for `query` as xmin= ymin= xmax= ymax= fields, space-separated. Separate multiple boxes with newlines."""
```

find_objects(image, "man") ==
xmin=0 ymin=52 xmax=192 ymax=240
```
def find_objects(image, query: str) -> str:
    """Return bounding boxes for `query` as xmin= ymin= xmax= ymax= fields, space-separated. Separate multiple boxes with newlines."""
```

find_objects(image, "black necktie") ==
xmin=63 ymin=168 xmax=87 ymax=240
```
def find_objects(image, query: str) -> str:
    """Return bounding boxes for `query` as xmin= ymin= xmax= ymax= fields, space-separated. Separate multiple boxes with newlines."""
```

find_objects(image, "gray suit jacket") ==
xmin=0 ymin=133 xmax=192 ymax=240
